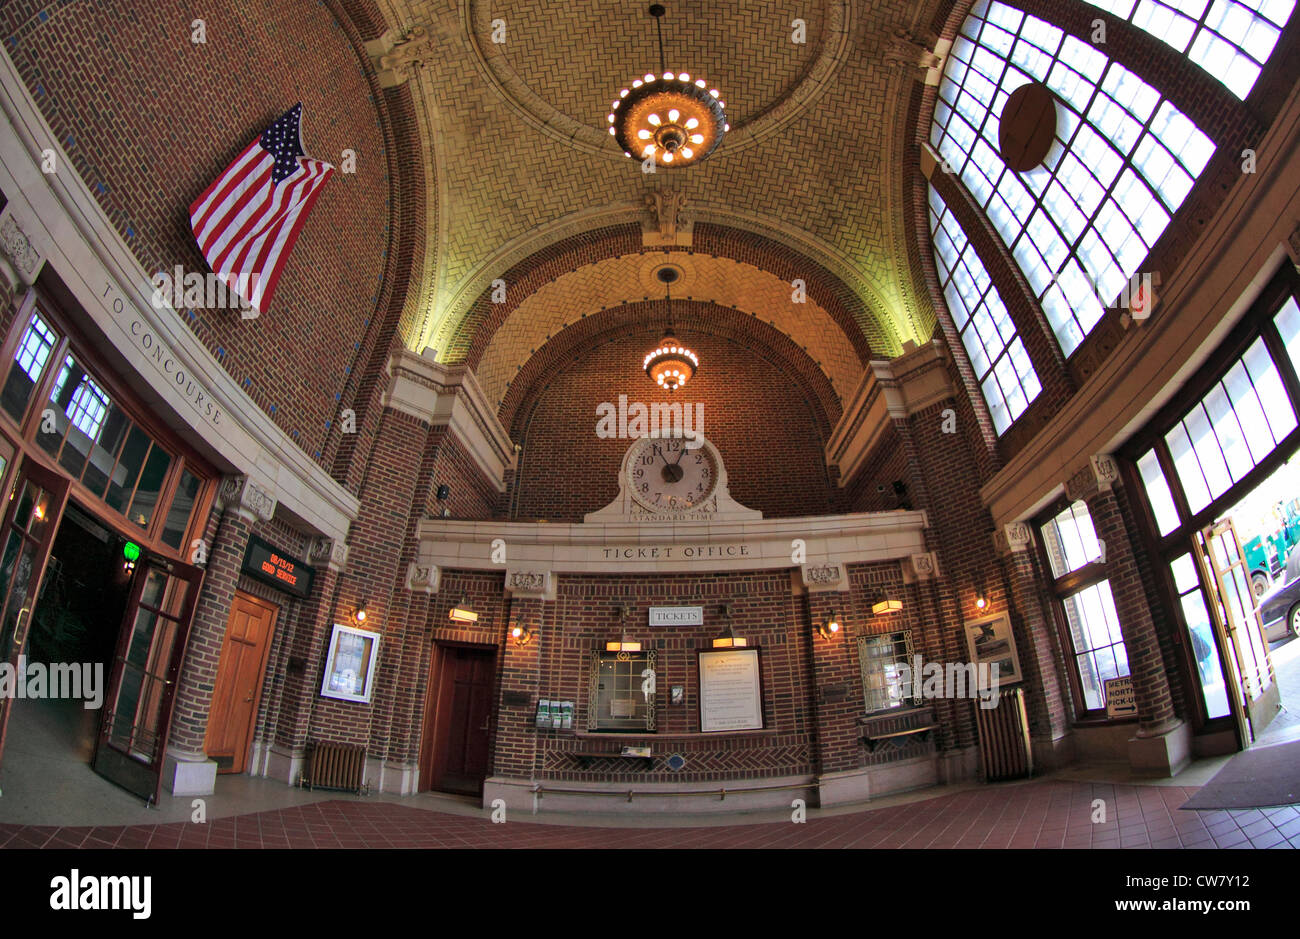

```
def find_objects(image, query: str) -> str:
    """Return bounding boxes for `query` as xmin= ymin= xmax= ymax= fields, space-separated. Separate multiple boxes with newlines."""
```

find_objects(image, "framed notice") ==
xmin=963 ymin=611 xmax=1022 ymax=687
xmin=320 ymin=623 xmax=380 ymax=703
xmin=697 ymin=648 xmax=764 ymax=732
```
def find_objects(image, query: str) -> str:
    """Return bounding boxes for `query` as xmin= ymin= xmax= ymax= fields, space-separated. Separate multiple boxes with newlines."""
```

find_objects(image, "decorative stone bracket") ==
xmin=309 ymin=536 xmax=349 ymax=574
xmin=364 ymin=25 xmax=438 ymax=88
xmin=1064 ymin=452 xmax=1120 ymax=502
xmin=504 ymin=568 xmax=555 ymax=601
xmin=994 ymin=520 xmax=1034 ymax=556
xmin=0 ymin=211 xmax=42 ymax=290
xmin=901 ymin=551 xmax=940 ymax=583
xmin=642 ymin=190 xmax=692 ymax=247
xmin=799 ymin=561 xmax=848 ymax=593
xmin=406 ymin=562 xmax=440 ymax=595
xmin=217 ymin=474 xmax=277 ymax=524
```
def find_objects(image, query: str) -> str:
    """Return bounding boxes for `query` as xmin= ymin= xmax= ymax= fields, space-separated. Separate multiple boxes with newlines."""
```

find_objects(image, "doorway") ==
xmin=419 ymin=643 xmax=497 ymax=795
xmin=204 ymin=591 xmax=279 ymax=774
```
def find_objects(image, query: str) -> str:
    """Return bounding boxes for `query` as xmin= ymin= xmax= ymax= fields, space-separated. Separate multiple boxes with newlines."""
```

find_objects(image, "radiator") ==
xmin=974 ymin=686 xmax=1033 ymax=781
xmin=300 ymin=740 xmax=368 ymax=794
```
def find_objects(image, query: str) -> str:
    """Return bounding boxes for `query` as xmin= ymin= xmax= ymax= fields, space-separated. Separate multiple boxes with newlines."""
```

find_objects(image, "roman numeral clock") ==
xmin=585 ymin=435 xmax=762 ymax=522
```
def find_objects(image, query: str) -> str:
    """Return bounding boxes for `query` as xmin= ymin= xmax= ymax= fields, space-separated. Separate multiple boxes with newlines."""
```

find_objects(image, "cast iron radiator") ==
xmin=300 ymin=740 xmax=369 ymax=794
xmin=974 ymin=686 xmax=1033 ymax=781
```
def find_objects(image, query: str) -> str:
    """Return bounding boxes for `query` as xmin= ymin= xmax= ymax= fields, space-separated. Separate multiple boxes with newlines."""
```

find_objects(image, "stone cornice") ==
xmin=826 ymin=339 xmax=953 ymax=484
xmin=414 ymin=510 xmax=929 ymax=576
xmin=382 ymin=349 xmax=516 ymax=489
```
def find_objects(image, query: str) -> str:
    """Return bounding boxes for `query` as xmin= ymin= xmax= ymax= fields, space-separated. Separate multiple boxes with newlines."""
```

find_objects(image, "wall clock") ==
xmin=585 ymin=434 xmax=761 ymax=522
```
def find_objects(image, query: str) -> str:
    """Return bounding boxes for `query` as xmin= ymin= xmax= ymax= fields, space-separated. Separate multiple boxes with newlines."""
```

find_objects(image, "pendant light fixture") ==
xmin=608 ymin=3 xmax=729 ymax=167
xmin=643 ymin=267 xmax=698 ymax=392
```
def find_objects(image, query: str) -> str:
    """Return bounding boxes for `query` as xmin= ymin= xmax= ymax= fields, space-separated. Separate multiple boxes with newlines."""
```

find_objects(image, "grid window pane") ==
xmin=1085 ymin=0 xmax=1294 ymax=97
xmin=933 ymin=1 xmax=1216 ymax=359
xmin=929 ymin=187 xmax=1042 ymax=433
xmin=1 ymin=312 xmax=59 ymax=423
xmin=1041 ymin=500 xmax=1104 ymax=577
xmin=1059 ymin=580 xmax=1130 ymax=711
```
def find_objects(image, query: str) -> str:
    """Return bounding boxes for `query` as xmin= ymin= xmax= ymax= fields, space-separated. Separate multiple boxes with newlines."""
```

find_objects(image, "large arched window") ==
xmin=929 ymin=187 xmax=1042 ymax=434
xmin=1083 ymin=0 xmax=1295 ymax=99
xmin=931 ymin=0 xmax=1216 ymax=356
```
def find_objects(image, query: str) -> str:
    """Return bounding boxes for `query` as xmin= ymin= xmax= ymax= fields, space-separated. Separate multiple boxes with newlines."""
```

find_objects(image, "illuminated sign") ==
xmin=241 ymin=536 xmax=315 ymax=599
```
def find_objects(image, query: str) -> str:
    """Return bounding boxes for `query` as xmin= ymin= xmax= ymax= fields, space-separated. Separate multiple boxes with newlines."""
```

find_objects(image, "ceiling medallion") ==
xmin=608 ymin=4 xmax=729 ymax=168
xmin=643 ymin=266 xmax=697 ymax=391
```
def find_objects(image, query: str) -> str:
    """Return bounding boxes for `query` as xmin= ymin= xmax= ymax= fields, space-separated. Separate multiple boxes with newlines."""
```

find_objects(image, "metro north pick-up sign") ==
xmin=242 ymin=536 xmax=315 ymax=599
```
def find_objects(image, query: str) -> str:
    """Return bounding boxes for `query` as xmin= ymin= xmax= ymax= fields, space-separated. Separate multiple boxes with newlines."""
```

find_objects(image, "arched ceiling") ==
xmin=375 ymin=0 xmax=946 ymax=404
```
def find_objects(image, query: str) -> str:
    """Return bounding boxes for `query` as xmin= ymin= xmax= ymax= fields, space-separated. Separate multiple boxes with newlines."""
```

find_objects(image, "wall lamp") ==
xmin=509 ymin=622 xmax=534 ymax=646
xmin=818 ymin=610 xmax=842 ymax=641
xmin=354 ymin=603 xmax=369 ymax=625
xmin=606 ymin=602 xmax=643 ymax=652
xmin=975 ymin=593 xmax=987 ymax=610
xmin=712 ymin=604 xmax=747 ymax=648
xmin=449 ymin=595 xmax=479 ymax=623
xmin=872 ymin=597 xmax=902 ymax=616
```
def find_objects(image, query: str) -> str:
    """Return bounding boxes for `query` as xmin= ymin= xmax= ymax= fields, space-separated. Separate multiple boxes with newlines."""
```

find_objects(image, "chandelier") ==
xmin=643 ymin=268 xmax=697 ymax=392
xmin=608 ymin=4 xmax=728 ymax=168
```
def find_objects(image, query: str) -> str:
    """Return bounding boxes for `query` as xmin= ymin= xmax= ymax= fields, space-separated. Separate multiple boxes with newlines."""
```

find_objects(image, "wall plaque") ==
xmin=697 ymin=648 xmax=764 ymax=732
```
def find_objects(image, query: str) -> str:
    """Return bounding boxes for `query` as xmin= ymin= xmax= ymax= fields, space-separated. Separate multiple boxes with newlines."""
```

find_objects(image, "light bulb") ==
xmin=686 ymin=117 xmax=699 ymax=129
xmin=689 ymin=134 xmax=703 ymax=144
xmin=668 ymin=109 xmax=680 ymax=122
xmin=648 ymin=113 xmax=661 ymax=126
xmin=681 ymin=148 xmax=693 ymax=158
xmin=644 ymin=73 xmax=655 ymax=82
xmin=638 ymin=129 xmax=651 ymax=139
xmin=663 ymin=152 xmax=673 ymax=162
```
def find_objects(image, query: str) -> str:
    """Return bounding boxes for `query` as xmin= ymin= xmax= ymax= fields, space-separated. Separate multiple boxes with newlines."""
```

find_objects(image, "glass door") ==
xmin=1198 ymin=519 xmax=1280 ymax=743
xmin=0 ymin=454 xmax=71 ymax=768
xmin=92 ymin=555 xmax=203 ymax=803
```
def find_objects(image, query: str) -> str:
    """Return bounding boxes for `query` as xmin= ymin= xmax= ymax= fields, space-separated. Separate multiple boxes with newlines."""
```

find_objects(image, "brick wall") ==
xmin=0 ymin=0 xmax=425 ymax=484
xmin=507 ymin=313 xmax=838 ymax=521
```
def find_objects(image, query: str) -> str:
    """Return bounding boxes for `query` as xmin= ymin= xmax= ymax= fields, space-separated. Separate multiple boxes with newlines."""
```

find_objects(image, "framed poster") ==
xmin=697 ymin=648 xmax=764 ymax=732
xmin=964 ymin=612 xmax=1022 ymax=686
xmin=320 ymin=623 xmax=381 ymax=703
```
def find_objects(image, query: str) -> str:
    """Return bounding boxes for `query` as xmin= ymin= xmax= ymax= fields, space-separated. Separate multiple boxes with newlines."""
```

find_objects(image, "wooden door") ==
xmin=92 ymin=555 xmax=203 ymax=803
xmin=421 ymin=645 xmax=496 ymax=795
xmin=204 ymin=592 xmax=278 ymax=774
xmin=0 ymin=455 xmax=71 ymax=769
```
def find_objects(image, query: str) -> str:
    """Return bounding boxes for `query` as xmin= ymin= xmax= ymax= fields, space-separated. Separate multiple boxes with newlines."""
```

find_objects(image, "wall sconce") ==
xmin=449 ymin=595 xmax=478 ymax=623
xmin=818 ymin=610 xmax=841 ymax=641
xmin=435 ymin=484 xmax=451 ymax=518
xmin=872 ymin=597 xmax=902 ymax=616
xmin=975 ymin=593 xmax=987 ymax=611
xmin=606 ymin=602 xmax=642 ymax=652
xmin=509 ymin=622 xmax=534 ymax=646
xmin=713 ymin=604 xmax=748 ymax=647
xmin=354 ymin=603 xmax=369 ymax=625
xmin=122 ymin=540 xmax=140 ymax=575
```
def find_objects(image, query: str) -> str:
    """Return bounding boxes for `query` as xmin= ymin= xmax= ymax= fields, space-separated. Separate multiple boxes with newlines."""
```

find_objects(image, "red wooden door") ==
xmin=424 ymin=645 xmax=496 ymax=795
xmin=204 ymin=592 xmax=279 ymax=773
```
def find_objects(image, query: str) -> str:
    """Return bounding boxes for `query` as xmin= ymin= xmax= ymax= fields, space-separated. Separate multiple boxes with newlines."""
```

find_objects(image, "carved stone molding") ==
xmin=881 ymin=28 xmax=942 ymax=74
xmin=406 ymin=562 xmax=440 ymax=595
xmin=1064 ymin=461 xmax=1098 ymax=503
xmin=309 ymin=536 xmax=348 ymax=574
xmin=901 ymin=551 xmax=940 ymax=583
xmin=504 ymin=568 xmax=554 ymax=600
xmin=1091 ymin=453 xmax=1120 ymax=491
xmin=799 ymin=561 xmax=848 ymax=593
xmin=0 ymin=212 xmax=42 ymax=288
xmin=642 ymin=190 xmax=692 ymax=247
xmin=1004 ymin=521 xmax=1034 ymax=553
xmin=218 ymin=474 xmax=276 ymax=524
xmin=365 ymin=25 xmax=438 ymax=88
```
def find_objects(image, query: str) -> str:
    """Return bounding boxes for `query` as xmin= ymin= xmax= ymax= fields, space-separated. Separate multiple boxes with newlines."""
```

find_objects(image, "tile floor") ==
xmin=1 ymin=779 xmax=1296 ymax=849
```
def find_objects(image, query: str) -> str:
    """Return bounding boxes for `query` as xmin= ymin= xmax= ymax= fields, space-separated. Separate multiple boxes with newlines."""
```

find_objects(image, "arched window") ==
xmin=929 ymin=186 xmax=1042 ymax=434
xmin=931 ymin=0 xmax=1215 ymax=356
xmin=1083 ymin=0 xmax=1294 ymax=98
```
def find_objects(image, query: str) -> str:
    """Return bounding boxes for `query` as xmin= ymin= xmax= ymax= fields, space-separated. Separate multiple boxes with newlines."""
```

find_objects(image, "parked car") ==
xmin=1257 ymin=545 xmax=1300 ymax=642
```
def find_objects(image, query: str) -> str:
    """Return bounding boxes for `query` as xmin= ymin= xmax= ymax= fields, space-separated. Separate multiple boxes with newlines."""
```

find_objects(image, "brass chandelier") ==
xmin=643 ymin=267 xmax=697 ymax=392
xmin=608 ymin=4 xmax=729 ymax=167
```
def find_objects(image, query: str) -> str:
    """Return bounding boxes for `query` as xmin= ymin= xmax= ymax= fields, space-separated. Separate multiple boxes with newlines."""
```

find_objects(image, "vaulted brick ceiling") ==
xmin=385 ymin=0 xmax=945 ymax=406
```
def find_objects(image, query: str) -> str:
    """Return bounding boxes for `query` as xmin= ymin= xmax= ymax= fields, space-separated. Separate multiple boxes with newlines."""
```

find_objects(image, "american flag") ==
xmin=189 ymin=103 xmax=334 ymax=313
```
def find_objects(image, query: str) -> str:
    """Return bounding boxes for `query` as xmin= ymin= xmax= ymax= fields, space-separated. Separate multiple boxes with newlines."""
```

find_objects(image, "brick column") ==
xmin=485 ymin=591 xmax=546 ymax=809
xmin=1074 ymin=455 xmax=1189 ymax=775
xmin=266 ymin=536 xmax=347 ymax=785
xmin=163 ymin=474 xmax=276 ymax=795
xmin=803 ymin=577 xmax=862 ymax=802
xmin=999 ymin=521 xmax=1074 ymax=767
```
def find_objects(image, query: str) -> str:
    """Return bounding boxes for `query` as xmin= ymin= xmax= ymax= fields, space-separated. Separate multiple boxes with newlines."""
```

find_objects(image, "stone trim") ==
xmin=799 ymin=561 xmax=849 ymax=593
xmin=0 ymin=209 xmax=41 ymax=288
xmin=217 ymin=475 xmax=277 ymax=524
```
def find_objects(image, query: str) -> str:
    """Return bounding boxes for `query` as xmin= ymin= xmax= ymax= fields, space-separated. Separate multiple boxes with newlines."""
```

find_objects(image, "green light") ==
xmin=123 ymin=541 xmax=141 ymax=562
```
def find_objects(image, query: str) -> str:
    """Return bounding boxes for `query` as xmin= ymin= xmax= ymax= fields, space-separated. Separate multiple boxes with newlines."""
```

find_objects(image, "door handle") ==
xmin=12 ymin=607 xmax=30 ymax=647
xmin=244 ymin=691 xmax=255 ymax=703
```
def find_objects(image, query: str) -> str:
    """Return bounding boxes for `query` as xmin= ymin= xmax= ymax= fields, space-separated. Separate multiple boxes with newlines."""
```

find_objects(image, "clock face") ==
xmin=626 ymin=437 xmax=718 ymax=512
